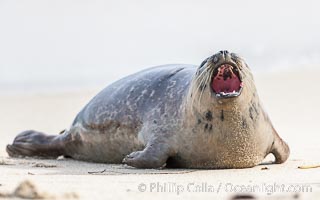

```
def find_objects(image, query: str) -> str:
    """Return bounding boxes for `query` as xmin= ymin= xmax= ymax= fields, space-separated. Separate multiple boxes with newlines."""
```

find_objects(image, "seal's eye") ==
xmin=230 ymin=53 xmax=240 ymax=63
xmin=199 ymin=57 xmax=209 ymax=69
xmin=230 ymin=53 xmax=248 ymax=69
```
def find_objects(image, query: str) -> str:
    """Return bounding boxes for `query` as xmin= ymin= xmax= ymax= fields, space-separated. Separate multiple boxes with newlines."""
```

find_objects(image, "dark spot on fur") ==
xmin=197 ymin=119 xmax=202 ymax=124
xmin=199 ymin=83 xmax=207 ymax=91
xmin=252 ymin=102 xmax=259 ymax=115
xmin=209 ymin=124 xmax=213 ymax=131
xmin=205 ymin=124 xmax=208 ymax=130
xmin=220 ymin=110 xmax=224 ymax=121
xmin=205 ymin=111 xmax=213 ymax=121
xmin=249 ymin=107 xmax=254 ymax=120
xmin=153 ymin=120 xmax=157 ymax=124
xmin=242 ymin=118 xmax=248 ymax=128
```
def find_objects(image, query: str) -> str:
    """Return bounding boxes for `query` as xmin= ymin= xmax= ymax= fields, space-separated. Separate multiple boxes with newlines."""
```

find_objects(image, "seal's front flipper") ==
xmin=123 ymin=141 xmax=175 ymax=169
xmin=271 ymin=129 xmax=290 ymax=164
xmin=6 ymin=130 xmax=65 ymax=158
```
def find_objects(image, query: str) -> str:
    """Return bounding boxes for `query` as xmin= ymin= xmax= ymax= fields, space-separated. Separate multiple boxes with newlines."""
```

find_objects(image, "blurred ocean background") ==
xmin=1 ymin=0 xmax=320 ymax=94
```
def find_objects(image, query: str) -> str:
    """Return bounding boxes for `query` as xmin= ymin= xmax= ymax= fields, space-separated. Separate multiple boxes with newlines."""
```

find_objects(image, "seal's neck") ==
xmin=183 ymin=87 xmax=259 ymax=127
xmin=185 ymin=100 xmax=247 ymax=122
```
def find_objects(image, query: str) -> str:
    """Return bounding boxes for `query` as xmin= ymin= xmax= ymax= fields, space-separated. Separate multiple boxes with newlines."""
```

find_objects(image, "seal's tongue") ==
xmin=212 ymin=64 xmax=241 ymax=94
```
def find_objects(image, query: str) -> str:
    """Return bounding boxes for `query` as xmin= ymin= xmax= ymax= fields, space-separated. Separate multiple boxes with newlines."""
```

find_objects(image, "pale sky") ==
xmin=1 ymin=0 xmax=319 ymax=92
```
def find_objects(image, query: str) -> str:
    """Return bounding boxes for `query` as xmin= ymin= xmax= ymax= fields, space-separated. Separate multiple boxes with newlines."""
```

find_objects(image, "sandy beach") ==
xmin=0 ymin=70 xmax=319 ymax=200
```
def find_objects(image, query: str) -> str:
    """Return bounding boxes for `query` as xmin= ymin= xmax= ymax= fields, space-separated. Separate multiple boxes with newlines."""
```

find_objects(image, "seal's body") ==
xmin=7 ymin=51 xmax=290 ymax=169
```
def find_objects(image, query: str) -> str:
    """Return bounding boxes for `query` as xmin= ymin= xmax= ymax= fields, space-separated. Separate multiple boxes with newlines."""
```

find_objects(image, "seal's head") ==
xmin=189 ymin=50 xmax=254 ymax=111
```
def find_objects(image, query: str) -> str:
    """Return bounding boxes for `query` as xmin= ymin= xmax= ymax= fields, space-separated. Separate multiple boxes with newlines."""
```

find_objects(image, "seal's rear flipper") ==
xmin=6 ymin=130 xmax=65 ymax=158
xmin=271 ymin=128 xmax=290 ymax=164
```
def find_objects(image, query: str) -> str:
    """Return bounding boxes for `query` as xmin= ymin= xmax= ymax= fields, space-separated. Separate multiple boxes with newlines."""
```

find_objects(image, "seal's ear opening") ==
xmin=211 ymin=64 xmax=243 ymax=98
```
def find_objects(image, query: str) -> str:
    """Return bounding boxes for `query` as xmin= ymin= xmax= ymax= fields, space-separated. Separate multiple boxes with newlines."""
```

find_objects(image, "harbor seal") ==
xmin=6 ymin=50 xmax=290 ymax=169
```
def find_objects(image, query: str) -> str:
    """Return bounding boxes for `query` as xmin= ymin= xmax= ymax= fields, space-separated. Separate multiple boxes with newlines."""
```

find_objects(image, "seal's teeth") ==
xmin=232 ymin=90 xmax=236 ymax=94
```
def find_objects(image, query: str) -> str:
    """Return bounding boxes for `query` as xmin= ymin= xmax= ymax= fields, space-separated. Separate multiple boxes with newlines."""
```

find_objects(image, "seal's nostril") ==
xmin=219 ymin=50 xmax=229 ymax=56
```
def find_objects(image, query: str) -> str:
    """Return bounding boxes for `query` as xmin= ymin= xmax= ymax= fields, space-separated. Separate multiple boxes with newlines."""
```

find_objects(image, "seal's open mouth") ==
xmin=211 ymin=63 xmax=243 ymax=98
